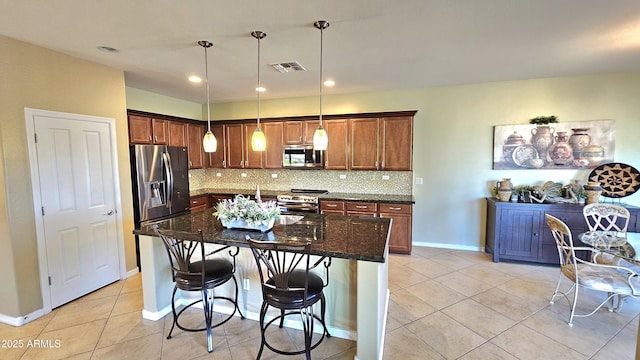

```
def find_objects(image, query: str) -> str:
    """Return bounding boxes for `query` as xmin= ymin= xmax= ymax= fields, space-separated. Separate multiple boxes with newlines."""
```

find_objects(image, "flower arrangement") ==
xmin=214 ymin=194 xmax=280 ymax=227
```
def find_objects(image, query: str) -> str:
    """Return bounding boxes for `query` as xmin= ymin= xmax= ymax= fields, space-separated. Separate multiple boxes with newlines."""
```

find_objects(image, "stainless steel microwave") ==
xmin=282 ymin=146 xmax=324 ymax=169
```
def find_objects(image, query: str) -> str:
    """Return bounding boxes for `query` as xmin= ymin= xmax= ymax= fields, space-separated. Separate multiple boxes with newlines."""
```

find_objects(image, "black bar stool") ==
xmin=155 ymin=227 xmax=244 ymax=353
xmin=247 ymin=237 xmax=331 ymax=360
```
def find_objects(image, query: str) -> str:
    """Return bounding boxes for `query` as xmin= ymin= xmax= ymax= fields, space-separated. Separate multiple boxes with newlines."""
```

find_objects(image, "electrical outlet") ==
xmin=216 ymin=172 xmax=222 ymax=177
xmin=415 ymin=177 xmax=423 ymax=185
xmin=241 ymin=173 xmax=247 ymax=178
xmin=339 ymin=174 xmax=347 ymax=180
xmin=243 ymin=278 xmax=250 ymax=290
xmin=271 ymin=173 xmax=278 ymax=178
xmin=382 ymin=175 xmax=390 ymax=180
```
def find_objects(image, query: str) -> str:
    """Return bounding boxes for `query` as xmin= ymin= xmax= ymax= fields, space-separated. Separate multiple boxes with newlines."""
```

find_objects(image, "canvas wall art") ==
xmin=493 ymin=119 xmax=615 ymax=170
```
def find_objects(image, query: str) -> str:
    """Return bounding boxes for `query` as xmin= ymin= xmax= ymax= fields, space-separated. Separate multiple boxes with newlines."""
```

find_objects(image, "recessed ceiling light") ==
xmin=256 ymin=86 xmax=266 ymax=92
xmin=97 ymin=46 xmax=118 ymax=53
xmin=189 ymin=76 xmax=202 ymax=83
xmin=323 ymin=79 xmax=335 ymax=87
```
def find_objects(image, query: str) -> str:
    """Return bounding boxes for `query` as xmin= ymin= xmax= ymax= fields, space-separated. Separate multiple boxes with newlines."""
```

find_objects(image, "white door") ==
xmin=33 ymin=113 xmax=120 ymax=308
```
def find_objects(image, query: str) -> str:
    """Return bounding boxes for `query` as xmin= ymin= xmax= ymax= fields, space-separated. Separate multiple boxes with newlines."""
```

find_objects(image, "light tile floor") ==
xmin=0 ymin=247 xmax=638 ymax=359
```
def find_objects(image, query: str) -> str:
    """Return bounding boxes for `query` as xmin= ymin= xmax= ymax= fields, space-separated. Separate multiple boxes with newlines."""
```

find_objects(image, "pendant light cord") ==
xmin=319 ymin=25 xmax=323 ymax=127
xmin=257 ymin=33 xmax=261 ymax=130
xmin=203 ymin=42 xmax=212 ymax=132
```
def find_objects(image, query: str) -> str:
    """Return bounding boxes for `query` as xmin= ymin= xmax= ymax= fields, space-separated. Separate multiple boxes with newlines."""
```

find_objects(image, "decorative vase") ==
xmin=497 ymin=189 xmax=513 ymax=202
xmin=583 ymin=181 xmax=603 ymax=205
xmin=497 ymin=178 xmax=513 ymax=192
xmin=547 ymin=131 xmax=573 ymax=165
xmin=569 ymin=128 xmax=591 ymax=159
xmin=531 ymin=125 xmax=555 ymax=160
xmin=221 ymin=218 xmax=275 ymax=232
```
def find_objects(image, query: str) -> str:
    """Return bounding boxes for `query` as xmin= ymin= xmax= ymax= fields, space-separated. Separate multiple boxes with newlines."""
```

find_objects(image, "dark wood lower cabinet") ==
xmin=320 ymin=200 xmax=412 ymax=254
xmin=485 ymin=197 xmax=639 ymax=264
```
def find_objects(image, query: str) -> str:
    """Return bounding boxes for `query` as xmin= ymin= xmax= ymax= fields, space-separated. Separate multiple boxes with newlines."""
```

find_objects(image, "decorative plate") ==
xmin=588 ymin=162 xmax=640 ymax=198
xmin=511 ymin=144 xmax=539 ymax=167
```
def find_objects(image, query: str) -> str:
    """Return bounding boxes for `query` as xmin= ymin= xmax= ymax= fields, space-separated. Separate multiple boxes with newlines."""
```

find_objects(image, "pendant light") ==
xmin=198 ymin=40 xmax=217 ymax=153
xmin=313 ymin=20 xmax=330 ymax=151
xmin=251 ymin=31 xmax=267 ymax=152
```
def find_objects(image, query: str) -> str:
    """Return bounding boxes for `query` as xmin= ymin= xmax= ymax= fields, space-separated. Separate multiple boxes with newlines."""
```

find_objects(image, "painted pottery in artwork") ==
xmin=526 ymin=158 xmax=545 ymax=169
xmin=547 ymin=131 xmax=574 ymax=165
xmin=569 ymin=128 xmax=591 ymax=159
xmin=502 ymin=132 xmax=526 ymax=165
xmin=531 ymin=125 xmax=555 ymax=160
xmin=583 ymin=181 xmax=603 ymax=205
xmin=581 ymin=145 xmax=605 ymax=166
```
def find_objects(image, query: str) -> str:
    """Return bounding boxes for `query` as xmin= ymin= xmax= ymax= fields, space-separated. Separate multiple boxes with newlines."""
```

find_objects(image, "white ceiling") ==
xmin=2 ymin=0 xmax=640 ymax=104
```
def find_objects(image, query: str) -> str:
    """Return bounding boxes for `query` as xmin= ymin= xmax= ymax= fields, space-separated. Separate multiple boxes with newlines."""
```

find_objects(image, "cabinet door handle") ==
xmin=356 ymin=205 xmax=368 ymax=209
xmin=222 ymin=160 xmax=226 ymax=168
xmin=326 ymin=204 xmax=337 ymax=207
xmin=154 ymin=136 xmax=158 ymax=142
xmin=382 ymin=161 xmax=385 ymax=169
xmin=149 ymin=135 xmax=152 ymax=141
xmin=389 ymin=207 xmax=401 ymax=211
xmin=189 ymin=161 xmax=192 ymax=168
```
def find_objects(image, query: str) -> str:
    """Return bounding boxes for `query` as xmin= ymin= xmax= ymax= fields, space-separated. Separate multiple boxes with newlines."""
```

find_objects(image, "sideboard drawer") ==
xmin=347 ymin=202 xmax=378 ymax=213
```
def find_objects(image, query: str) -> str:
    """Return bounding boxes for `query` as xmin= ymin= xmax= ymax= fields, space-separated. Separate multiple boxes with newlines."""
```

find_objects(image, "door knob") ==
xmin=104 ymin=210 xmax=115 ymax=216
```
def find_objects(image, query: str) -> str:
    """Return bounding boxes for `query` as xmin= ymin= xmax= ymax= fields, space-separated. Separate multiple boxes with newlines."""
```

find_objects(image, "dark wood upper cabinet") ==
xmin=127 ymin=109 xmax=415 ymax=172
xmin=380 ymin=116 xmax=413 ymax=171
xmin=225 ymin=124 xmax=245 ymax=169
xmin=128 ymin=115 xmax=153 ymax=144
xmin=263 ymin=122 xmax=284 ymax=169
xmin=324 ymin=119 xmax=348 ymax=170
xmin=243 ymin=123 xmax=263 ymax=169
xmin=206 ymin=124 xmax=226 ymax=168
xmin=283 ymin=121 xmax=303 ymax=145
xmin=349 ymin=118 xmax=379 ymax=170
xmin=128 ymin=116 xmax=168 ymax=145
xmin=168 ymin=122 xmax=187 ymax=147
xmin=151 ymin=118 xmax=168 ymax=144
xmin=186 ymin=123 xmax=205 ymax=169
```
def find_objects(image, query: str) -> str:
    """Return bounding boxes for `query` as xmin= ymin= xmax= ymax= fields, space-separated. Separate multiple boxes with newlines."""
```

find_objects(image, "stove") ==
xmin=277 ymin=189 xmax=328 ymax=213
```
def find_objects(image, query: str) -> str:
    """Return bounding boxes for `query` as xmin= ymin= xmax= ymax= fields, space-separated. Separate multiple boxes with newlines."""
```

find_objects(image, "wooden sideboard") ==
xmin=485 ymin=197 xmax=640 ymax=264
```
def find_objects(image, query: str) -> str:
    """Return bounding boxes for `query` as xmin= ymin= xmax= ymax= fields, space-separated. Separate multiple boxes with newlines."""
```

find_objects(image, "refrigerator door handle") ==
xmin=162 ymin=151 xmax=173 ymax=210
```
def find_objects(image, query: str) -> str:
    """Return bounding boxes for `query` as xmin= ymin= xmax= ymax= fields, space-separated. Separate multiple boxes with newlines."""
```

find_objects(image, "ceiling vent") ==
xmin=270 ymin=61 xmax=306 ymax=73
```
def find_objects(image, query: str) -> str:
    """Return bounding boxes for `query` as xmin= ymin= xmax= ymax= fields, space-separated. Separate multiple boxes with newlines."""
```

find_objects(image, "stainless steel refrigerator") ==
xmin=130 ymin=145 xmax=190 ymax=268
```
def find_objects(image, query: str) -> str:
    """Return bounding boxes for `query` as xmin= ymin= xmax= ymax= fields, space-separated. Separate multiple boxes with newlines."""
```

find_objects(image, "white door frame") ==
xmin=24 ymin=108 xmax=127 ymax=313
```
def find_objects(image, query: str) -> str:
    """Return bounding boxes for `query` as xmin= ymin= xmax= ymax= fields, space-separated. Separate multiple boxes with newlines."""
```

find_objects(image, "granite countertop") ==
xmin=135 ymin=208 xmax=391 ymax=263
xmin=190 ymin=188 xmax=414 ymax=204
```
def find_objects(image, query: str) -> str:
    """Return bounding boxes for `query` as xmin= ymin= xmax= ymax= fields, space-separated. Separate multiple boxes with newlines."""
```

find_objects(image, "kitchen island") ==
xmin=135 ymin=208 xmax=391 ymax=360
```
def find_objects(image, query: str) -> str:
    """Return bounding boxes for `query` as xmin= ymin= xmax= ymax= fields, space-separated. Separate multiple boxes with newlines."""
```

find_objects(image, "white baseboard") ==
xmin=125 ymin=268 xmax=140 ymax=278
xmin=413 ymin=241 xmax=484 ymax=252
xmin=0 ymin=308 xmax=46 ymax=327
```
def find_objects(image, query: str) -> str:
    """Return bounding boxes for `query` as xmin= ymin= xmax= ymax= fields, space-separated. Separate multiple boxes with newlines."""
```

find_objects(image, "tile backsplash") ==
xmin=189 ymin=169 xmax=412 ymax=195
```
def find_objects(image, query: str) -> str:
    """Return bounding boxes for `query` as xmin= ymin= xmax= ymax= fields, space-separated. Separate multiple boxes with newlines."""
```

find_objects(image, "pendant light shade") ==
xmin=198 ymin=40 xmax=217 ymax=153
xmin=251 ymin=31 xmax=267 ymax=152
xmin=313 ymin=20 xmax=330 ymax=151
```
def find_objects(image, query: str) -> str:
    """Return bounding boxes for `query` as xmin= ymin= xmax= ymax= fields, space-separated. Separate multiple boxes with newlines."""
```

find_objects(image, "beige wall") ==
xmin=0 ymin=35 xmax=132 ymax=317
xmin=203 ymin=72 xmax=640 ymax=249
xmin=125 ymin=87 xmax=203 ymax=120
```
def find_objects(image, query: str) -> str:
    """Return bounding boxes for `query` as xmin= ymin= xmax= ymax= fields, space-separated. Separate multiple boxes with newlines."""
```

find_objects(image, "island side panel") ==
xmin=355 ymin=249 xmax=389 ymax=360
xmin=139 ymin=234 xmax=175 ymax=320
